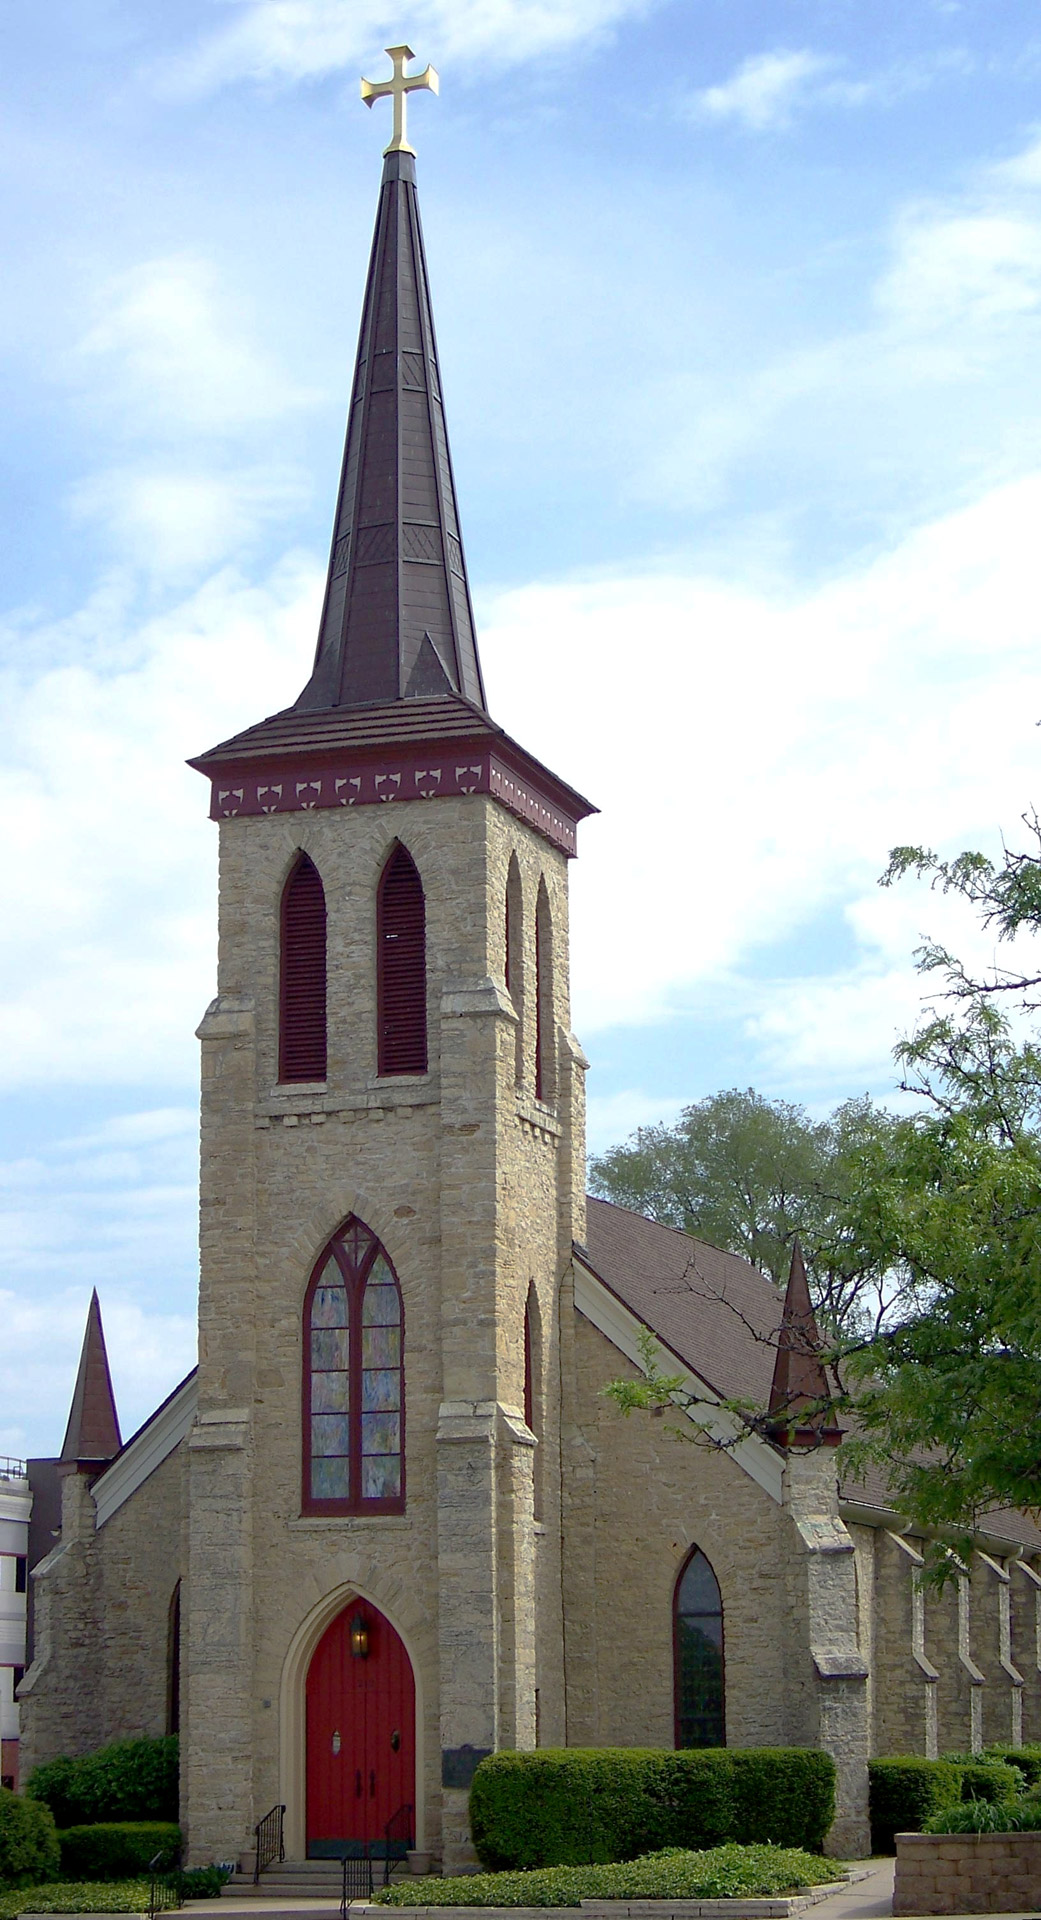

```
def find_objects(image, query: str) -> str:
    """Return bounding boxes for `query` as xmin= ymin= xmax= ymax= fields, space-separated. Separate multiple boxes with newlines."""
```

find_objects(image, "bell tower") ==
xmin=185 ymin=54 xmax=594 ymax=1873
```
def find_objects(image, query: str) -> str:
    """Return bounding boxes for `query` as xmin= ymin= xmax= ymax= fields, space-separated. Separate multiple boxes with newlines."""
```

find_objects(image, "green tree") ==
xmin=605 ymin=825 xmax=1041 ymax=1561
xmin=589 ymin=1087 xmax=903 ymax=1339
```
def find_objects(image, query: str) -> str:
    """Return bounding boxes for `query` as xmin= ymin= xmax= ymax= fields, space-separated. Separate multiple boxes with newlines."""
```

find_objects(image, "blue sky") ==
xmin=4 ymin=0 xmax=1041 ymax=1455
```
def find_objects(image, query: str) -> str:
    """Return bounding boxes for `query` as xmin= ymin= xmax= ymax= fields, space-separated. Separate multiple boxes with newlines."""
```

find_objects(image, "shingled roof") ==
xmin=582 ymin=1196 xmax=1041 ymax=1554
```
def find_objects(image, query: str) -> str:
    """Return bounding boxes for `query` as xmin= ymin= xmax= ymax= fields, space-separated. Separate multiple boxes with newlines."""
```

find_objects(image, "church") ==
xmin=16 ymin=47 xmax=1041 ymax=1878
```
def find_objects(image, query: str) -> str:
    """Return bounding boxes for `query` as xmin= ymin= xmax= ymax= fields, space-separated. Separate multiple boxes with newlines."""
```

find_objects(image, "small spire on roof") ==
xmin=768 ymin=1240 xmax=840 ymax=1449
xmin=60 ymin=1289 xmax=122 ymax=1473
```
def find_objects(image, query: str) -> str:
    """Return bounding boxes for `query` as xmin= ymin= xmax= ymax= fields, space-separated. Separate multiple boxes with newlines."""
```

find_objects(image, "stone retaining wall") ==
xmin=894 ymin=1828 xmax=1041 ymax=1914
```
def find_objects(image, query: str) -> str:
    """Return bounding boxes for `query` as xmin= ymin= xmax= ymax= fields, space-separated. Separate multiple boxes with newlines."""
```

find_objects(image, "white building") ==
xmin=0 ymin=1458 xmax=31 ymax=1789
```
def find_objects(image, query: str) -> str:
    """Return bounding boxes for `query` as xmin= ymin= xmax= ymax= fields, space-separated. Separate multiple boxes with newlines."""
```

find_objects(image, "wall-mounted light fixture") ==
xmin=350 ymin=1612 xmax=370 ymax=1659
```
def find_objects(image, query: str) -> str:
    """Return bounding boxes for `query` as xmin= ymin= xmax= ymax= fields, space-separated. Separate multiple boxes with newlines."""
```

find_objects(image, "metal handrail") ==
xmin=253 ymin=1803 xmax=286 ymax=1883
xmin=341 ymin=1846 xmax=374 ymax=1915
xmin=147 ymin=1848 xmax=181 ymax=1918
xmin=382 ymin=1802 xmax=414 ymax=1886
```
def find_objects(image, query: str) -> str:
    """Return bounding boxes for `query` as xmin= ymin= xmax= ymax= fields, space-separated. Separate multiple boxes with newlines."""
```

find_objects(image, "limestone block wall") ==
xmin=187 ymin=790 xmax=580 ymax=1869
xmin=19 ymin=1448 xmax=186 ymax=1776
xmin=562 ymin=1311 xmax=797 ymax=1753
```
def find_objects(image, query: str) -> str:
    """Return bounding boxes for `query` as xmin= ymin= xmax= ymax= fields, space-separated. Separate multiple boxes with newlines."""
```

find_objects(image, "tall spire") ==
xmin=295 ymin=146 xmax=487 ymax=714
xmin=768 ymin=1242 xmax=840 ymax=1448
xmin=60 ymin=1290 xmax=122 ymax=1472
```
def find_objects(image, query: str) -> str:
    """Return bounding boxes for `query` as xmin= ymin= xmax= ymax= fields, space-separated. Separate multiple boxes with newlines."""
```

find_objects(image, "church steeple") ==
xmin=60 ymin=1290 xmax=122 ymax=1474
xmin=294 ymin=146 xmax=487 ymax=713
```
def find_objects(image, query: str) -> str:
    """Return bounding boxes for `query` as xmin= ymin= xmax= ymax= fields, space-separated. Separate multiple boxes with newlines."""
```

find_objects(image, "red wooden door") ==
xmin=306 ymin=1603 xmax=415 ymax=1857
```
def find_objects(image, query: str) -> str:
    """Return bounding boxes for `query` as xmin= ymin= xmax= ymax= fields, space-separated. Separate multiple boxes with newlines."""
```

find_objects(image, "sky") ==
xmin=4 ymin=0 xmax=1041 ymax=1456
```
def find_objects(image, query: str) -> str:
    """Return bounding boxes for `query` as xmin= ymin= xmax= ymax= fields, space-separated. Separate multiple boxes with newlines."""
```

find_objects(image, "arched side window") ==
xmin=534 ymin=880 xmax=554 ymax=1103
xmin=505 ymin=857 xmax=524 ymax=1084
xmin=303 ymin=1216 xmax=405 ymax=1515
xmin=674 ymin=1546 xmax=725 ymax=1748
xmin=378 ymin=844 xmax=427 ymax=1076
xmin=280 ymin=853 xmax=327 ymax=1082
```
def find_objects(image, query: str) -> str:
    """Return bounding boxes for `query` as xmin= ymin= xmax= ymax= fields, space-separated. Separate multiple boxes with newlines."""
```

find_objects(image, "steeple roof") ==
xmin=295 ymin=150 xmax=486 ymax=713
xmin=60 ymin=1289 xmax=122 ymax=1472
xmin=768 ymin=1241 xmax=840 ymax=1447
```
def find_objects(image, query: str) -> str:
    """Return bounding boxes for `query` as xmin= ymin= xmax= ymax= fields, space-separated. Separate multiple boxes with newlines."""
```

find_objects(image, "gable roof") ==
xmin=582 ymin=1195 xmax=783 ymax=1408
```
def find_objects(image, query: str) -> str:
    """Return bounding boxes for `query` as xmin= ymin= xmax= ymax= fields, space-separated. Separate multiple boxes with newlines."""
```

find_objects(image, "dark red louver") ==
xmin=378 ymin=845 xmax=427 ymax=1076
xmin=280 ymin=853 xmax=328 ymax=1082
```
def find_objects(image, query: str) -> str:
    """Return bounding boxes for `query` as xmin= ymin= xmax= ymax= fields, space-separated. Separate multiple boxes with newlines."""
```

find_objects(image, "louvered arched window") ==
xmin=303 ymin=1216 xmax=405 ymax=1514
xmin=378 ymin=844 xmax=427 ymax=1076
xmin=674 ymin=1546 xmax=725 ymax=1748
xmin=280 ymin=853 xmax=327 ymax=1082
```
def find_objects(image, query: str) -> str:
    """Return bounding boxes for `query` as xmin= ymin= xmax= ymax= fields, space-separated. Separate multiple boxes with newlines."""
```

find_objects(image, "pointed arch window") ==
xmin=378 ymin=844 xmax=427 ymax=1076
xmin=303 ymin=1217 xmax=405 ymax=1514
xmin=280 ymin=853 xmax=327 ymax=1082
xmin=674 ymin=1546 xmax=725 ymax=1748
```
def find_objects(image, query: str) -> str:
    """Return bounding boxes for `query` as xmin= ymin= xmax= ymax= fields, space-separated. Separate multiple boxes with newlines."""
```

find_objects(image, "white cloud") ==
xmin=71 ymin=466 xmax=310 ymax=577
xmin=586 ymin=1090 xmax=685 ymax=1156
xmin=691 ymin=49 xmax=836 ymax=132
xmin=76 ymin=255 xmax=318 ymax=437
xmin=165 ymin=0 xmax=656 ymax=95
xmin=479 ymin=471 xmax=1041 ymax=1061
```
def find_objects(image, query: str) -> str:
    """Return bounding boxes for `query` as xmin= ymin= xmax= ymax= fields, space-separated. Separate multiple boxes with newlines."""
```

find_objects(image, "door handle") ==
xmin=355 ymin=1770 xmax=362 ymax=1797
xmin=370 ymin=1769 xmax=376 ymax=1797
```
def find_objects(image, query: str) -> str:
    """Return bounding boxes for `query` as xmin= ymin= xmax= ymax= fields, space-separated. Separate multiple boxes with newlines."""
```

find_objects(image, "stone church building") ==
xmin=17 ymin=69 xmax=1041 ymax=1874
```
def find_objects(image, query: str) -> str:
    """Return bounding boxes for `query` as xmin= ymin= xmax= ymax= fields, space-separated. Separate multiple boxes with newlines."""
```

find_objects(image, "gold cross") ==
xmin=360 ymin=45 xmax=439 ymax=157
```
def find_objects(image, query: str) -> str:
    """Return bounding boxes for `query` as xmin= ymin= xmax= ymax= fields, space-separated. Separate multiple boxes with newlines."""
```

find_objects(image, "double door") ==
xmin=306 ymin=1602 xmax=415 ymax=1857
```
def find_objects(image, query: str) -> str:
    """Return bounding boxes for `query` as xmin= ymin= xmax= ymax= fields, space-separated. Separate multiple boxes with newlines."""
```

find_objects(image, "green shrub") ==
xmin=0 ymin=1879 xmax=152 ymax=1916
xmin=957 ymin=1762 xmax=1021 ymax=1803
xmin=170 ymin=1865 xmax=230 ymax=1900
xmin=468 ymin=1749 xmax=836 ymax=1871
xmin=0 ymin=1790 xmax=61 ymax=1890
xmin=27 ymin=1740 xmax=178 ymax=1828
xmin=924 ymin=1798 xmax=1041 ymax=1835
xmin=375 ymin=1843 xmax=847 ymax=1906
xmin=727 ymin=1750 xmax=836 ymax=1851
xmin=868 ymin=1758 xmax=962 ymax=1854
xmin=56 ymin=1824 xmax=181 ymax=1882
xmin=981 ymin=1745 xmax=1041 ymax=1788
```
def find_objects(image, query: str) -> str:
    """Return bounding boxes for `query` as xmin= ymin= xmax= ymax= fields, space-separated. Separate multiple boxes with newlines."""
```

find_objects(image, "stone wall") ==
xmin=187 ymin=791 xmax=580 ymax=1871
xmin=19 ymin=1447 xmax=186 ymax=1776
xmin=894 ymin=1829 xmax=1041 ymax=1914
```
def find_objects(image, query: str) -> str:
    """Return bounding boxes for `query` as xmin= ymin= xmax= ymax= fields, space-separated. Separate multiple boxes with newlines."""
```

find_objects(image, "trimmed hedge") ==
xmin=56 ymin=1824 xmax=181 ymax=1882
xmin=0 ymin=1880 xmax=152 ymax=1916
xmin=869 ymin=1759 xmax=962 ymax=1854
xmin=468 ymin=1749 xmax=836 ymax=1871
xmin=375 ymin=1845 xmax=848 ymax=1907
xmin=26 ymin=1739 xmax=178 ymax=1829
xmin=957 ymin=1762 xmax=1021 ymax=1804
xmin=868 ymin=1756 xmax=1024 ymax=1853
xmin=0 ymin=1789 xmax=60 ymax=1891
xmin=981 ymin=1745 xmax=1041 ymax=1788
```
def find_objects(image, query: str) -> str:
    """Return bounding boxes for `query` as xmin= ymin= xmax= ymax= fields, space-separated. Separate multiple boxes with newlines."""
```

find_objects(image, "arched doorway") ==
xmin=306 ymin=1598 xmax=415 ymax=1858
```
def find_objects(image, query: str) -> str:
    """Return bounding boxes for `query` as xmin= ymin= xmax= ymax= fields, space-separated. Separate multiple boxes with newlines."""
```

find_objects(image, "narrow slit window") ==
xmin=280 ymin=853 xmax=328 ymax=1082
xmin=534 ymin=880 xmax=554 ymax=1103
xmin=506 ymin=857 xmax=524 ymax=1084
xmin=304 ymin=1217 xmax=405 ymax=1515
xmin=378 ymin=844 xmax=427 ymax=1075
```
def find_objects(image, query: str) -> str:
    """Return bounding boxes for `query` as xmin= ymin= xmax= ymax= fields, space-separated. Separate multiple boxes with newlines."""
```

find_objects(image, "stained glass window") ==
xmin=303 ymin=1220 xmax=404 ymax=1513
xmin=674 ymin=1547 xmax=724 ymax=1748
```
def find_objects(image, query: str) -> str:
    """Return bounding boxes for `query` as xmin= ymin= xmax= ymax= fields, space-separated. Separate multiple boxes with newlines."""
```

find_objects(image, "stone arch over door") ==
xmin=279 ymin=1584 xmax=425 ymax=1861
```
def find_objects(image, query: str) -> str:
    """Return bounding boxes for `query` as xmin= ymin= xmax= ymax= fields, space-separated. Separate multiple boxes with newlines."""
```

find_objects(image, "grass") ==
xmin=374 ymin=1843 xmax=849 ymax=1906
xmin=0 ymin=1882 xmax=152 ymax=1916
